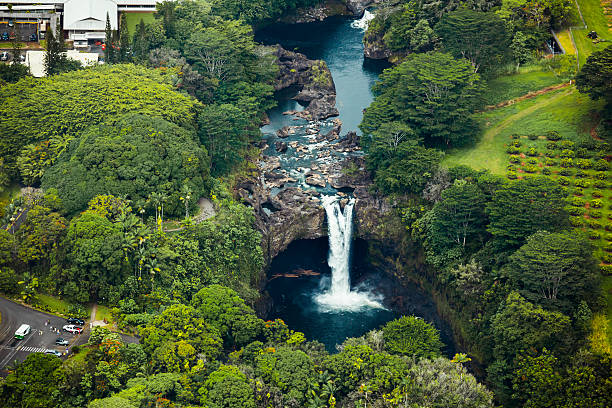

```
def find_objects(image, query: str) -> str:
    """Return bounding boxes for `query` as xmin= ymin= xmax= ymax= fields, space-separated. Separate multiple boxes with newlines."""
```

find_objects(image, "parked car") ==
xmin=45 ymin=349 xmax=62 ymax=357
xmin=55 ymin=337 xmax=69 ymax=346
xmin=62 ymin=324 xmax=83 ymax=334
xmin=66 ymin=317 xmax=85 ymax=326
xmin=0 ymin=51 xmax=9 ymax=62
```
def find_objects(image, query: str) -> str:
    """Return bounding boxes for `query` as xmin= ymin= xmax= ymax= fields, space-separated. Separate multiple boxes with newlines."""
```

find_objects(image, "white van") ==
xmin=14 ymin=324 xmax=31 ymax=339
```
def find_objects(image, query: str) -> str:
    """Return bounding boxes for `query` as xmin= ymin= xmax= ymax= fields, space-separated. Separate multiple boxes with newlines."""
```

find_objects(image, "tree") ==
xmin=576 ymin=44 xmax=612 ymax=106
xmin=428 ymin=180 xmax=488 ymax=254
xmin=505 ymin=231 xmax=599 ymax=313
xmin=139 ymin=303 xmax=222 ymax=362
xmin=382 ymin=316 xmax=444 ymax=358
xmin=199 ymin=365 xmax=256 ymax=408
xmin=0 ymin=64 xmax=198 ymax=177
xmin=435 ymin=9 xmax=511 ymax=75
xmin=119 ymin=13 xmax=131 ymax=62
xmin=0 ymin=353 xmax=63 ymax=408
xmin=486 ymin=176 xmax=568 ymax=251
xmin=360 ymin=52 xmax=484 ymax=148
xmin=132 ymin=19 xmax=149 ymax=61
xmin=41 ymin=114 xmax=209 ymax=216
xmin=105 ymin=12 xmax=115 ymax=63
xmin=198 ymin=104 xmax=250 ymax=176
xmin=191 ymin=285 xmax=264 ymax=348
xmin=488 ymin=292 xmax=571 ymax=402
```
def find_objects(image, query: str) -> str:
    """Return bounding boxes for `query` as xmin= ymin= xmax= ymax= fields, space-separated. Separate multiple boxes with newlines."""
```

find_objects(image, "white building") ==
xmin=0 ymin=0 xmax=169 ymax=45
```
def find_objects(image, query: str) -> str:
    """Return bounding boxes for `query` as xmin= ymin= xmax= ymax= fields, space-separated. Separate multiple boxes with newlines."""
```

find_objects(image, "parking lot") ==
xmin=0 ymin=22 xmax=38 ymax=42
xmin=0 ymin=297 xmax=83 ymax=372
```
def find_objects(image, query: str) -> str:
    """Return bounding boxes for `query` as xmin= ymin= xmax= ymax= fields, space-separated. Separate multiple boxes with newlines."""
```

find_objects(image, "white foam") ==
xmin=315 ymin=195 xmax=384 ymax=311
xmin=350 ymin=10 xmax=375 ymax=31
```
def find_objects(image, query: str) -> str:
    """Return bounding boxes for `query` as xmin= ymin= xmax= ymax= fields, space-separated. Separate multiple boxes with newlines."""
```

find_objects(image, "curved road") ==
xmin=0 ymin=296 xmax=138 ymax=376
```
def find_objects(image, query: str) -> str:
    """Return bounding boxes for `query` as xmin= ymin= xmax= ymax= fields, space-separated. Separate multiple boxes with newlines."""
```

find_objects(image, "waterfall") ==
xmin=350 ymin=10 xmax=375 ymax=31
xmin=315 ymin=195 xmax=384 ymax=311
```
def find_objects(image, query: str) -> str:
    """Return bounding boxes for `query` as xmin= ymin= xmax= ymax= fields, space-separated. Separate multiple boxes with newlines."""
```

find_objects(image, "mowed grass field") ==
xmin=123 ymin=12 xmax=156 ymax=37
xmin=573 ymin=0 xmax=612 ymax=66
xmin=443 ymin=88 xmax=599 ymax=174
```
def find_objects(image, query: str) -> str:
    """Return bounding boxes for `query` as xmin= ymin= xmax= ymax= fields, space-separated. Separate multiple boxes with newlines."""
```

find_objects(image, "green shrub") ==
xmin=506 ymin=145 xmax=521 ymax=154
xmin=600 ymin=264 xmax=612 ymax=275
xmin=566 ymin=206 xmax=584 ymax=216
xmin=605 ymin=232 xmax=612 ymax=241
xmin=524 ymin=164 xmax=538 ymax=173
xmin=507 ymin=164 xmax=517 ymax=171
xmin=605 ymin=223 xmax=612 ymax=232
xmin=511 ymin=133 xmax=521 ymax=139
xmin=542 ymin=168 xmax=552 ymax=175
xmin=605 ymin=242 xmax=612 ymax=252
xmin=545 ymin=141 xmax=558 ymax=150
xmin=559 ymin=168 xmax=573 ymax=176
xmin=528 ymin=134 xmax=539 ymax=141
xmin=558 ymin=176 xmax=571 ymax=186
xmin=593 ymin=159 xmax=609 ymax=171
xmin=560 ymin=140 xmax=575 ymax=148
xmin=560 ymin=149 xmax=575 ymax=158
xmin=509 ymin=155 xmax=521 ymax=164
xmin=592 ymin=191 xmax=604 ymax=198
xmin=574 ymin=187 xmax=584 ymax=196
xmin=512 ymin=140 xmax=522 ymax=147
xmin=569 ymin=216 xmax=584 ymax=227
xmin=576 ymin=159 xmax=592 ymax=169
xmin=546 ymin=130 xmax=562 ymax=141
xmin=575 ymin=148 xmax=590 ymax=158
xmin=575 ymin=170 xmax=588 ymax=178
xmin=590 ymin=210 xmax=603 ymax=219
xmin=545 ymin=158 xmax=557 ymax=166
xmin=527 ymin=147 xmax=538 ymax=157
xmin=593 ymin=180 xmax=607 ymax=189
xmin=596 ymin=172 xmax=608 ymax=180
xmin=560 ymin=158 xmax=573 ymax=168
xmin=587 ymin=220 xmax=601 ymax=229
xmin=589 ymin=230 xmax=601 ymax=239
xmin=527 ymin=157 xmax=538 ymax=165
xmin=591 ymin=199 xmax=604 ymax=208
xmin=568 ymin=197 xmax=585 ymax=206
xmin=602 ymin=254 xmax=612 ymax=263
xmin=506 ymin=171 xmax=518 ymax=179
xmin=574 ymin=178 xmax=591 ymax=188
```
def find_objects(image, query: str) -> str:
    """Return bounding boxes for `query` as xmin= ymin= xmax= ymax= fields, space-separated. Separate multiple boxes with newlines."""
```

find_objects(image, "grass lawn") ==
xmin=482 ymin=66 xmax=563 ymax=106
xmin=35 ymin=294 xmax=78 ymax=317
xmin=556 ymin=29 xmax=576 ymax=54
xmin=123 ymin=12 xmax=156 ymax=37
xmin=95 ymin=305 xmax=115 ymax=324
xmin=443 ymin=88 xmax=599 ymax=174
xmin=573 ymin=0 xmax=612 ymax=66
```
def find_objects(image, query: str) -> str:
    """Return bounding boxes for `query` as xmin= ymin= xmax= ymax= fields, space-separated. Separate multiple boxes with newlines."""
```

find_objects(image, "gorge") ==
xmin=254 ymin=12 xmax=455 ymax=353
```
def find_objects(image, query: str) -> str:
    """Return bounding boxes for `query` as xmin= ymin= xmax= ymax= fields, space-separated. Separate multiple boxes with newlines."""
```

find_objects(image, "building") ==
xmin=0 ymin=0 xmax=168 ymax=47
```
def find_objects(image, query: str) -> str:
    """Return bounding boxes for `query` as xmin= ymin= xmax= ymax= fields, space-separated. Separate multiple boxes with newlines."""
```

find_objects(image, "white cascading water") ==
xmin=350 ymin=10 xmax=375 ymax=31
xmin=315 ymin=195 xmax=384 ymax=311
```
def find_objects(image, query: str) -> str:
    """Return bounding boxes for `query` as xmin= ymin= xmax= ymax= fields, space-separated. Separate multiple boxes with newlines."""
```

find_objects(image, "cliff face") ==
xmin=363 ymin=30 xmax=392 ymax=60
xmin=273 ymin=46 xmax=339 ymax=121
xmin=277 ymin=0 xmax=378 ymax=24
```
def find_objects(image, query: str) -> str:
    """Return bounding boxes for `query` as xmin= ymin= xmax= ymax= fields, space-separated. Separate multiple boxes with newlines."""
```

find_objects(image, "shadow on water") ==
xmin=265 ymin=238 xmax=456 ymax=355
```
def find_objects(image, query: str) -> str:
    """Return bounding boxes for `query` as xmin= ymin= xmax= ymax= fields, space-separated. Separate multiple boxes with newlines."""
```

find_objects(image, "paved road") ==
xmin=0 ymin=296 xmax=140 ymax=376
xmin=0 ymin=297 xmax=82 ymax=374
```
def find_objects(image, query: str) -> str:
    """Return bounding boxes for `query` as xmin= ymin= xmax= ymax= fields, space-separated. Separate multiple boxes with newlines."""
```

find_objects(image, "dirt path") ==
xmin=483 ymin=82 xmax=571 ymax=112
xmin=163 ymin=197 xmax=216 ymax=233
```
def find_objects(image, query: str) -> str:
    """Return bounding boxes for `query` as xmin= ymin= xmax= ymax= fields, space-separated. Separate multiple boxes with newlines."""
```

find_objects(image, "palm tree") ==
xmin=180 ymin=185 xmax=192 ymax=219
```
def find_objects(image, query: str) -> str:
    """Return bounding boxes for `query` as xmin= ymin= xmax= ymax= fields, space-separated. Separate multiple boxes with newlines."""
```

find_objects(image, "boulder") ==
xmin=275 ymin=141 xmax=288 ymax=153
xmin=305 ymin=173 xmax=327 ymax=187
